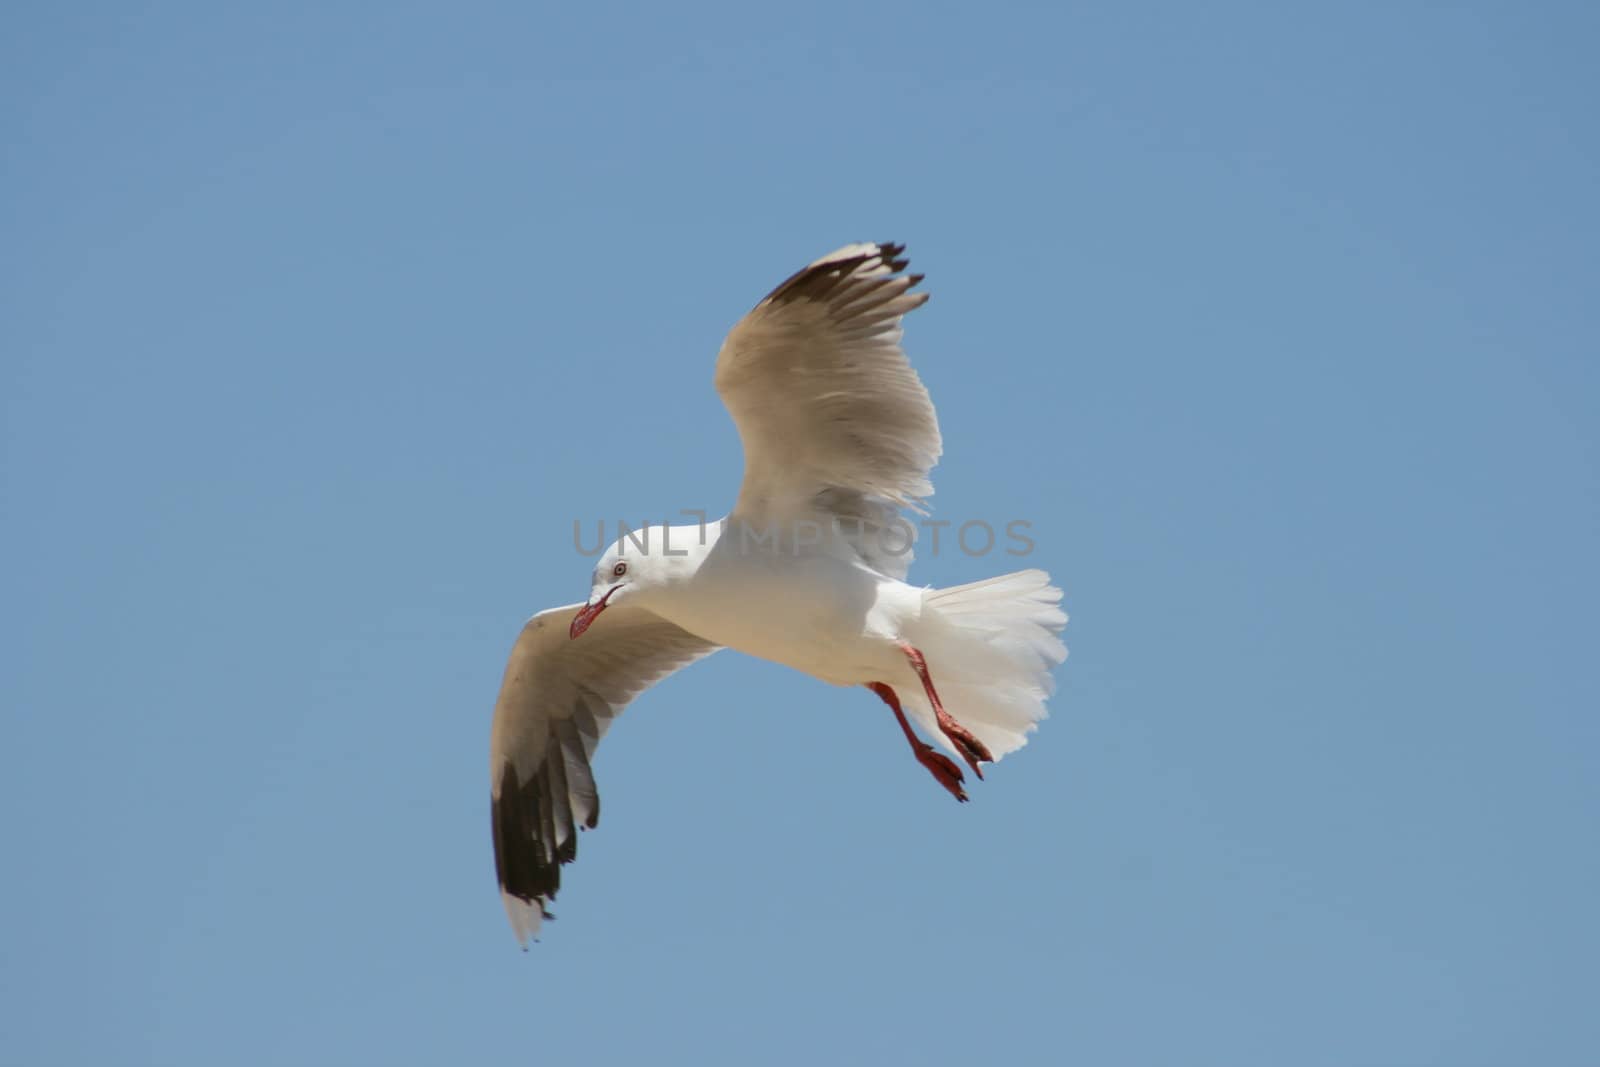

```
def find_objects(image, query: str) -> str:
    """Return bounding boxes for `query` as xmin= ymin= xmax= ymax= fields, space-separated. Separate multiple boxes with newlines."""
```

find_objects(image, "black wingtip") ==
xmin=491 ymin=762 xmax=564 ymax=911
xmin=878 ymin=242 xmax=910 ymax=271
xmin=762 ymin=242 xmax=917 ymax=307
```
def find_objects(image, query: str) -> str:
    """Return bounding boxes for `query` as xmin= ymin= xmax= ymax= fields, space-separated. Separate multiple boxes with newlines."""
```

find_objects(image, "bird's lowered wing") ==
xmin=488 ymin=601 xmax=719 ymax=945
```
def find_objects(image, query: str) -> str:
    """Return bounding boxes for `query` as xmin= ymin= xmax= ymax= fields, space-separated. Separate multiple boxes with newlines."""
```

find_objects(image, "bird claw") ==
xmin=916 ymin=745 xmax=969 ymax=803
xmin=936 ymin=716 xmax=992 ymax=780
xmin=951 ymin=733 xmax=990 ymax=779
xmin=900 ymin=642 xmax=993 ymax=783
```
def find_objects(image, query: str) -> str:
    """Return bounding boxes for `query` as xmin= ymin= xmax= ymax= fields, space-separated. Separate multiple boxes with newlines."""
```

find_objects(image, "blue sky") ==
xmin=4 ymin=2 xmax=1596 ymax=1063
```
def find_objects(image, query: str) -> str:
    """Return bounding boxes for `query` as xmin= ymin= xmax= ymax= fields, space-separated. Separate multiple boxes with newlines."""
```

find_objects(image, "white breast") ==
xmin=654 ymin=543 xmax=913 ymax=686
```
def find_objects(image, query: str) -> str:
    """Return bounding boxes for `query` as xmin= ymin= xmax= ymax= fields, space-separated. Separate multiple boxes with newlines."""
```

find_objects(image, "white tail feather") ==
xmin=901 ymin=569 xmax=1068 ymax=760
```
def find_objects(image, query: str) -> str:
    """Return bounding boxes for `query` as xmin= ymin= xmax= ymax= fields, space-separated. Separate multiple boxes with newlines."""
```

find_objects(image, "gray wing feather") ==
xmin=715 ymin=244 xmax=942 ymax=564
xmin=488 ymin=601 xmax=718 ymax=945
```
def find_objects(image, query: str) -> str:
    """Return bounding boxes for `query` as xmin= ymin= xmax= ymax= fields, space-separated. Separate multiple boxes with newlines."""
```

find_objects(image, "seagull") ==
xmin=488 ymin=243 xmax=1068 ymax=946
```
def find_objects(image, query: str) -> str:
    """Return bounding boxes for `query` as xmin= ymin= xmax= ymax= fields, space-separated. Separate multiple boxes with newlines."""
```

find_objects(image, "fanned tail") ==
xmin=902 ymin=569 xmax=1068 ymax=760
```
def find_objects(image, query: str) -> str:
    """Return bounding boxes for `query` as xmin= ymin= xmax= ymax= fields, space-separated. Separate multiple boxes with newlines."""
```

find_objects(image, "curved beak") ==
xmin=569 ymin=586 xmax=619 ymax=640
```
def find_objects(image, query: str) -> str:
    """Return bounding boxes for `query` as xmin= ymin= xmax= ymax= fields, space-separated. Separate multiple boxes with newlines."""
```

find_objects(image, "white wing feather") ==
xmin=714 ymin=243 xmax=941 ymax=578
xmin=488 ymin=601 xmax=718 ymax=945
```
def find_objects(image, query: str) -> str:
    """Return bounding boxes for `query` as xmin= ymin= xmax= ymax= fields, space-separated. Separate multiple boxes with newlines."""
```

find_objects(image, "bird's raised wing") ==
xmin=715 ymin=244 xmax=941 ymax=566
xmin=488 ymin=601 xmax=718 ymax=945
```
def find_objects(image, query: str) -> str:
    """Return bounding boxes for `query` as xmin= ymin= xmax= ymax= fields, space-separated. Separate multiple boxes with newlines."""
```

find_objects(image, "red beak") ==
xmin=569 ymin=587 xmax=617 ymax=640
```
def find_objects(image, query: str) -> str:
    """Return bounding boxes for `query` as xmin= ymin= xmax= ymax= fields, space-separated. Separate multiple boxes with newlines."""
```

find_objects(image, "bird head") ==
xmin=570 ymin=546 xmax=636 ymax=639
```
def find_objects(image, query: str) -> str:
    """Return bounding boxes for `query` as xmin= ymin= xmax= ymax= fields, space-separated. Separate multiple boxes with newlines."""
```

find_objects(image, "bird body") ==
xmin=624 ymin=519 xmax=916 ymax=687
xmin=488 ymin=243 xmax=1069 ymax=946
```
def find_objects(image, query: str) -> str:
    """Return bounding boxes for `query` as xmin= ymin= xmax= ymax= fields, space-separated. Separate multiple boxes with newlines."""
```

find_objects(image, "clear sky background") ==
xmin=4 ymin=3 xmax=1597 ymax=1064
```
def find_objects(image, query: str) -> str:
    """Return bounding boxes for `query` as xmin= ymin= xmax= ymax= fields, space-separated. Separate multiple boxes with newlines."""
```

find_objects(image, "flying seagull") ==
xmin=488 ymin=243 xmax=1068 ymax=946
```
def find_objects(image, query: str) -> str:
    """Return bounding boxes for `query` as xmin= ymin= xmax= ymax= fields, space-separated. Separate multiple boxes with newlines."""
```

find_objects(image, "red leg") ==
xmin=865 ymin=682 xmax=968 ymax=802
xmin=898 ymin=643 xmax=993 ymax=779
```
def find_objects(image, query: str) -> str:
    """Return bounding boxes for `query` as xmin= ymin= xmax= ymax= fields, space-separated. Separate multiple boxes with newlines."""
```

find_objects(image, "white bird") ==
xmin=488 ymin=243 xmax=1068 ymax=946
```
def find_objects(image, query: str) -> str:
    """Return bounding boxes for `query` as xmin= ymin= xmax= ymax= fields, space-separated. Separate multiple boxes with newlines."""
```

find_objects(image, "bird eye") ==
xmin=612 ymin=562 xmax=628 ymax=578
